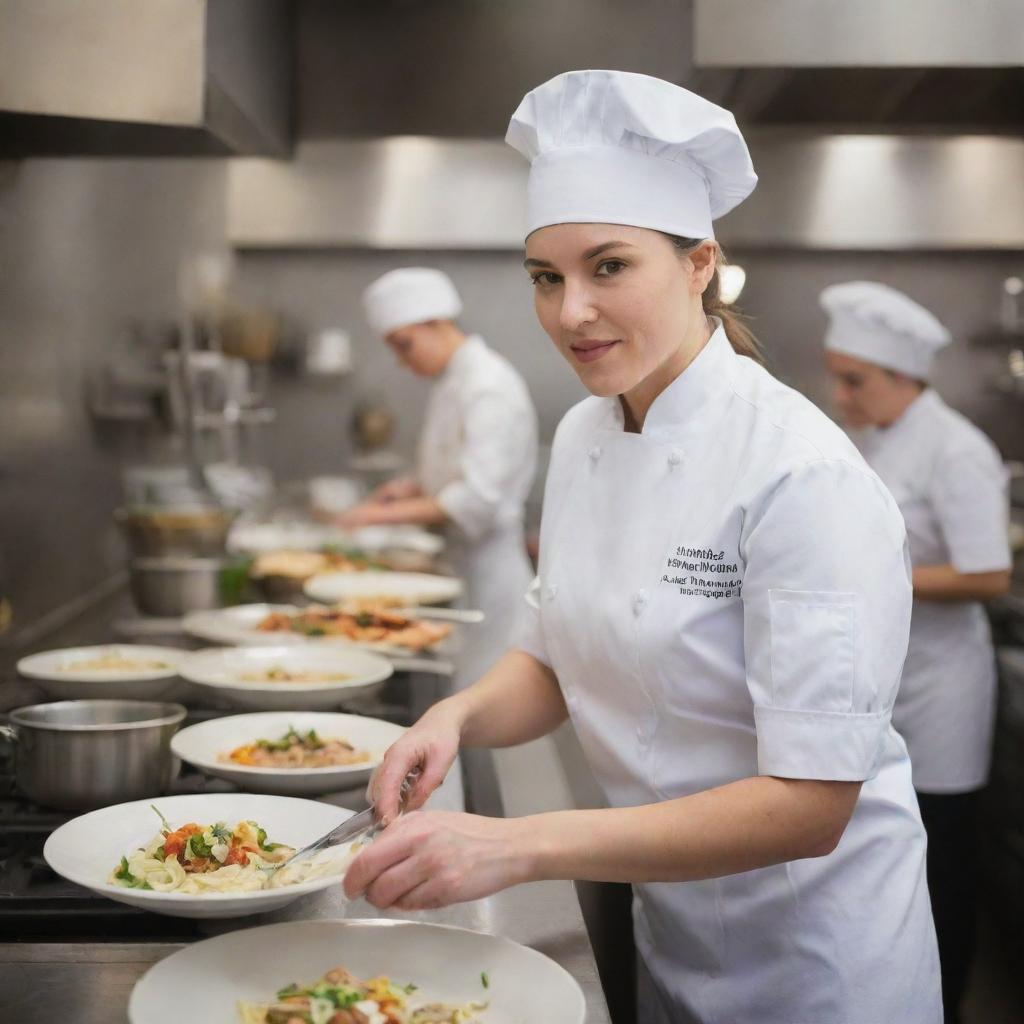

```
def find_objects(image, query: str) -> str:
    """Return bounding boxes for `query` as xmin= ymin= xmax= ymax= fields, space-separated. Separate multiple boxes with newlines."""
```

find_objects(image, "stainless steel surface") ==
xmin=116 ymin=507 xmax=236 ymax=558
xmin=392 ymin=606 xmax=485 ymax=624
xmin=0 ymin=880 xmax=611 ymax=1023
xmin=128 ymin=557 xmax=228 ymax=617
xmin=3 ymin=699 xmax=186 ymax=810
xmin=227 ymin=135 xmax=1024 ymax=252
xmin=695 ymin=0 xmax=1023 ymax=67
xmin=0 ymin=0 xmax=291 ymax=157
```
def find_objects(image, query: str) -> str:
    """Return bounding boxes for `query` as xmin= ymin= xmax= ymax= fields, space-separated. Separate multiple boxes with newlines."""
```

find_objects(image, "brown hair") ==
xmin=666 ymin=235 xmax=763 ymax=364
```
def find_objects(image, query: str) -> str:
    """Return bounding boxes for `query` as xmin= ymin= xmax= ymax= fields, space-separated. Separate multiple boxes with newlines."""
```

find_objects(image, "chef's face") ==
xmin=524 ymin=223 xmax=713 ymax=398
xmin=384 ymin=321 xmax=449 ymax=377
xmin=825 ymin=351 xmax=915 ymax=429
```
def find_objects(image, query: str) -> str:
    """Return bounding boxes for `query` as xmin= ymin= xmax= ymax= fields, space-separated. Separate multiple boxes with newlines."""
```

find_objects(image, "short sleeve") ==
xmin=930 ymin=447 xmax=1011 ymax=574
xmin=436 ymin=391 xmax=534 ymax=541
xmin=513 ymin=576 xmax=552 ymax=667
xmin=741 ymin=459 xmax=912 ymax=782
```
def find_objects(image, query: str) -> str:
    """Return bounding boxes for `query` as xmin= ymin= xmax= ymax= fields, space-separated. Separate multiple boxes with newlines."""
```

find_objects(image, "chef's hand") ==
xmin=370 ymin=477 xmax=421 ymax=503
xmin=343 ymin=811 xmax=529 ymax=910
xmin=334 ymin=503 xmax=387 ymax=529
xmin=367 ymin=703 xmax=462 ymax=824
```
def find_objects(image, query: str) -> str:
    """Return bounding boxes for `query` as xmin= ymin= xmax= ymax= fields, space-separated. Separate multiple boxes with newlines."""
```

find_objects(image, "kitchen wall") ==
xmin=0 ymin=157 xmax=227 ymax=639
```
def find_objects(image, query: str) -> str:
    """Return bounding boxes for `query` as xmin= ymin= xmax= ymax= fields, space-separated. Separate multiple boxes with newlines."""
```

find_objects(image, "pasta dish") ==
xmin=220 ymin=727 xmax=372 ymax=769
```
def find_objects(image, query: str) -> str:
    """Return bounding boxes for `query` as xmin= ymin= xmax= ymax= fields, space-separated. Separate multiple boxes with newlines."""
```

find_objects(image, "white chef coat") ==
xmin=417 ymin=335 xmax=538 ymax=686
xmin=518 ymin=324 xmax=940 ymax=1024
xmin=854 ymin=388 xmax=1010 ymax=794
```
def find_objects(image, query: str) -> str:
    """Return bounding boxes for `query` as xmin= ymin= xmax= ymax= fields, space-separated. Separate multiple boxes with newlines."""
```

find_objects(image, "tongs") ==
xmin=269 ymin=767 xmax=421 ymax=876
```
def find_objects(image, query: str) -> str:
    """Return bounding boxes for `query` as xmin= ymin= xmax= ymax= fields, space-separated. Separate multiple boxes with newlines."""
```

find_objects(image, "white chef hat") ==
xmin=362 ymin=268 xmax=463 ymax=337
xmin=820 ymin=281 xmax=952 ymax=380
xmin=505 ymin=69 xmax=757 ymax=240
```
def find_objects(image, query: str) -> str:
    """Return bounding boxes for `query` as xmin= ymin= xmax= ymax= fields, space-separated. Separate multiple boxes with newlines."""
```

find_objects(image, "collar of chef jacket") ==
xmin=440 ymin=334 xmax=487 ymax=383
xmin=598 ymin=318 xmax=736 ymax=445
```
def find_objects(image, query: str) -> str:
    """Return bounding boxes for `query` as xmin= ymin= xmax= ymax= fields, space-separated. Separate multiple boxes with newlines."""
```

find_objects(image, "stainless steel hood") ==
xmin=0 ymin=0 xmax=291 ymax=157
xmin=692 ymin=0 xmax=1024 ymax=131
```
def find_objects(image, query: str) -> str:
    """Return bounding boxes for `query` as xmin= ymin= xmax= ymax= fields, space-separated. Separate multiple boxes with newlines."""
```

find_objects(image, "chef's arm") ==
xmin=912 ymin=564 xmax=1011 ymax=603
xmin=516 ymin=775 xmax=861 ymax=884
xmin=336 ymin=495 xmax=449 ymax=529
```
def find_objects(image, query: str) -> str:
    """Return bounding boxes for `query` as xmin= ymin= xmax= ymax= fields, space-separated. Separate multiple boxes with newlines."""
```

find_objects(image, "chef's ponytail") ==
xmin=667 ymin=235 xmax=763 ymax=364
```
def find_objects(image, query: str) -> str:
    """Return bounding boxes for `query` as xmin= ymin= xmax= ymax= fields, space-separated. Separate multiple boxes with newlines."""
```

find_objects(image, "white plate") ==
xmin=177 ymin=645 xmax=393 ymax=711
xmin=16 ymin=645 xmax=186 ymax=701
xmin=129 ymin=918 xmax=586 ymax=1023
xmin=183 ymin=604 xmax=303 ymax=647
xmin=229 ymin=521 xmax=445 ymax=556
xmin=44 ymin=793 xmax=356 ymax=920
xmin=304 ymin=570 xmax=463 ymax=606
xmin=171 ymin=711 xmax=404 ymax=795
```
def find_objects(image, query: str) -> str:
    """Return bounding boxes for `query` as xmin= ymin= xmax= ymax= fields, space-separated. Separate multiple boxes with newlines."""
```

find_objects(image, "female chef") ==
xmin=821 ymin=281 xmax=1012 ymax=1024
xmin=339 ymin=268 xmax=538 ymax=685
xmin=344 ymin=71 xmax=942 ymax=1024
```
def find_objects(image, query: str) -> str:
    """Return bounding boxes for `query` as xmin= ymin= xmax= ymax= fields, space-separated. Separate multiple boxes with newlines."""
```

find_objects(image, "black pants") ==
xmin=916 ymin=789 xmax=980 ymax=1024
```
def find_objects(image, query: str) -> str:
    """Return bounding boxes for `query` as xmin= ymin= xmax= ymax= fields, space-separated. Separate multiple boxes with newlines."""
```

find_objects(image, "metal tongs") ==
xmin=270 ymin=766 xmax=421 ymax=876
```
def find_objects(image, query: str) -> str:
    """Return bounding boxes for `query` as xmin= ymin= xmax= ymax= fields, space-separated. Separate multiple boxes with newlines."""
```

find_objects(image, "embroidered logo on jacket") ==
xmin=661 ymin=545 xmax=743 ymax=599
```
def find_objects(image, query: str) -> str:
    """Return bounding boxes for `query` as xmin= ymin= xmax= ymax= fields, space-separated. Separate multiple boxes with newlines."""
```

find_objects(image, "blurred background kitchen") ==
xmin=1 ymin=2 xmax=1022 ymax=1021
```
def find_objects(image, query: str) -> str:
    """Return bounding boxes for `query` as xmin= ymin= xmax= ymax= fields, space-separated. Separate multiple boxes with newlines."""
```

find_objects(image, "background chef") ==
xmin=821 ymin=280 xmax=1012 ymax=1024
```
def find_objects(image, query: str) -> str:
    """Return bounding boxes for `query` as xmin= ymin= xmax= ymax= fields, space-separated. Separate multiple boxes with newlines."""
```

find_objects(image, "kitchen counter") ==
xmin=0 ymin=585 xmax=612 ymax=1023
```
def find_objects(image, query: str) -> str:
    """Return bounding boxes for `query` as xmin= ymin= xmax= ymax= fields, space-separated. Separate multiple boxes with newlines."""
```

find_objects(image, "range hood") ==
xmin=0 ymin=0 xmax=291 ymax=157
xmin=691 ymin=0 xmax=1024 ymax=131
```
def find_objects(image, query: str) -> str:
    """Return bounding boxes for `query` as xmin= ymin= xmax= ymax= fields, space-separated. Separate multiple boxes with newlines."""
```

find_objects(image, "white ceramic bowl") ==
xmin=171 ymin=711 xmax=404 ymax=795
xmin=16 ymin=645 xmax=186 ymax=701
xmin=304 ymin=570 xmax=463 ymax=606
xmin=43 ymin=793 xmax=356 ymax=919
xmin=129 ymin=918 xmax=587 ymax=1023
xmin=177 ymin=645 xmax=394 ymax=711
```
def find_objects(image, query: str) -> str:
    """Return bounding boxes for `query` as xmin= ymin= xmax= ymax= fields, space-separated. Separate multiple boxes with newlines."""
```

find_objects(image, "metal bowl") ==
xmin=129 ymin=557 xmax=231 ymax=617
xmin=115 ymin=506 xmax=236 ymax=558
xmin=0 ymin=700 xmax=187 ymax=810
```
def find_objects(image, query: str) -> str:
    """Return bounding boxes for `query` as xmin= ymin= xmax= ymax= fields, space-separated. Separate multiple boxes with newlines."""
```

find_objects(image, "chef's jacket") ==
xmin=418 ymin=335 xmax=538 ymax=685
xmin=518 ymin=323 xmax=940 ymax=1024
xmin=855 ymin=388 xmax=1010 ymax=793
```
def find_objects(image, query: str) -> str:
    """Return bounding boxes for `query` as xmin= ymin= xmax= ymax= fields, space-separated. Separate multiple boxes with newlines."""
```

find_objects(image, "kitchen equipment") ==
xmin=177 ymin=645 xmax=394 ymax=711
xmin=129 ymin=557 xmax=234 ymax=616
xmin=43 ymin=793 xmax=356 ymax=920
xmin=170 ymin=711 xmax=405 ymax=796
xmin=128 ymin=919 xmax=587 ymax=1024
xmin=116 ymin=505 xmax=237 ymax=558
xmin=304 ymin=570 xmax=464 ymax=606
xmin=16 ymin=645 xmax=186 ymax=702
xmin=0 ymin=700 xmax=186 ymax=811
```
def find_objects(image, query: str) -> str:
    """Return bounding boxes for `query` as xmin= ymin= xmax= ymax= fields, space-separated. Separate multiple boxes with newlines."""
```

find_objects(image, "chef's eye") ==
xmin=595 ymin=259 xmax=626 ymax=277
xmin=530 ymin=271 xmax=562 ymax=287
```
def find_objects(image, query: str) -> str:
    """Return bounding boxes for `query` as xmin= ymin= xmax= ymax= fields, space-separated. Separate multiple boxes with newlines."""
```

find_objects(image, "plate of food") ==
xmin=183 ymin=604 xmax=454 ymax=654
xmin=304 ymin=570 xmax=463 ymax=607
xmin=129 ymin=918 xmax=587 ymax=1023
xmin=171 ymin=711 xmax=405 ymax=795
xmin=16 ymin=645 xmax=186 ymax=701
xmin=43 ymin=793 xmax=359 ymax=919
xmin=177 ymin=645 xmax=394 ymax=711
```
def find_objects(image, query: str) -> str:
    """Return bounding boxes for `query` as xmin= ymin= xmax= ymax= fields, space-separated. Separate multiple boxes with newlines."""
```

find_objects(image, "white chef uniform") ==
xmin=416 ymin=334 xmax=538 ymax=686
xmin=822 ymin=283 xmax=1011 ymax=793
xmin=507 ymin=71 xmax=941 ymax=1023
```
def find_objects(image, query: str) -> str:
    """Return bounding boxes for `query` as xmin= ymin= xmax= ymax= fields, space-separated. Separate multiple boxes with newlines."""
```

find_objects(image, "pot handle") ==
xmin=0 ymin=723 xmax=17 ymax=774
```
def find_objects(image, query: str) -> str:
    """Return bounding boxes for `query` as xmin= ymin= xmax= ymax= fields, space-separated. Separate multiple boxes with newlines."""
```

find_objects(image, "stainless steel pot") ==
xmin=115 ymin=506 xmax=236 ymax=557
xmin=0 ymin=700 xmax=186 ymax=810
xmin=129 ymin=556 xmax=229 ymax=616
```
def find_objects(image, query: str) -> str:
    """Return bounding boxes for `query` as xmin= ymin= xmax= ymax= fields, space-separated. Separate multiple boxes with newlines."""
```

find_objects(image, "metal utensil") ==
xmin=272 ymin=767 xmax=421 ymax=874
xmin=390 ymin=606 xmax=484 ymax=624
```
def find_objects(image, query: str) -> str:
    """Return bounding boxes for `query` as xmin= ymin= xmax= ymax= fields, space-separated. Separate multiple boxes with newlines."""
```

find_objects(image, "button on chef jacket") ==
xmin=855 ymin=389 xmax=1010 ymax=794
xmin=518 ymin=323 xmax=940 ymax=1024
xmin=417 ymin=335 xmax=538 ymax=686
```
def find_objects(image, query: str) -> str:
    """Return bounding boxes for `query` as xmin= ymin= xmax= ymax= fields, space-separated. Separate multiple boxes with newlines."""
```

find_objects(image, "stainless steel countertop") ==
xmin=0 ymin=587 xmax=612 ymax=1023
xmin=0 ymin=879 xmax=609 ymax=1022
